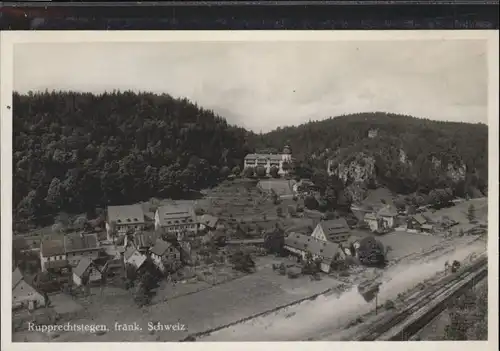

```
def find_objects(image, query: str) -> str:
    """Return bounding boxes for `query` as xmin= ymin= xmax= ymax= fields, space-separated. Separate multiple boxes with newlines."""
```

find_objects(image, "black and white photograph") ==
xmin=1 ymin=31 xmax=498 ymax=348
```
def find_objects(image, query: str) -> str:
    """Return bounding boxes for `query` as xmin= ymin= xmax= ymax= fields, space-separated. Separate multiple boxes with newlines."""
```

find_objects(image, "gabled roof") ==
xmin=377 ymin=205 xmax=398 ymax=217
xmin=107 ymin=204 xmax=145 ymax=225
xmin=64 ymin=233 xmax=99 ymax=252
xmin=364 ymin=213 xmax=377 ymax=221
xmin=411 ymin=214 xmax=427 ymax=225
xmin=124 ymin=246 xmax=139 ymax=261
xmin=72 ymin=257 xmax=93 ymax=277
xmin=134 ymin=231 xmax=159 ymax=248
xmin=150 ymin=239 xmax=173 ymax=256
xmin=285 ymin=233 xmax=341 ymax=261
xmin=12 ymin=267 xmax=23 ymax=289
xmin=40 ymin=238 xmax=65 ymax=256
xmin=316 ymin=218 xmax=351 ymax=240
xmin=156 ymin=204 xmax=196 ymax=227
xmin=197 ymin=214 xmax=219 ymax=228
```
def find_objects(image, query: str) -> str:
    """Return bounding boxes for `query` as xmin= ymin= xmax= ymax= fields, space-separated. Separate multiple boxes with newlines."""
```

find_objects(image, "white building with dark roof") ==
xmin=106 ymin=204 xmax=146 ymax=241
xmin=154 ymin=204 xmax=197 ymax=239
xmin=311 ymin=218 xmax=352 ymax=244
xmin=72 ymin=257 xmax=102 ymax=287
xmin=40 ymin=233 xmax=101 ymax=272
xmin=243 ymin=145 xmax=293 ymax=176
xmin=284 ymin=233 xmax=345 ymax=273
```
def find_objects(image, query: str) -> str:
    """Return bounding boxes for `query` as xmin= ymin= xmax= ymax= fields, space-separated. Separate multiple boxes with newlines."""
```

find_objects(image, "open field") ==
xmin=13 ymin=256 xmax=343 ymax=342
xmin=199 ymin=234 xmax=486 ymax=341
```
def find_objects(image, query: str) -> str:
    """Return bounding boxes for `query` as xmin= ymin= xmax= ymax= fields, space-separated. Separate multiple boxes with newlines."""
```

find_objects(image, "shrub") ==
xmin=384 ymin=300 xmax=395 ymax=310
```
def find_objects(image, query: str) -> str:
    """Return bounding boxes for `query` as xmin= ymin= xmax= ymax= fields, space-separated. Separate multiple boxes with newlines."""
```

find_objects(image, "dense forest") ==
xmin=13 ymin=92 xmax=488 ymax=230
xmin=13 ymin=91 xmax=254 ymax=228
xmin=252 ymin=113 xmax=488 ymax=197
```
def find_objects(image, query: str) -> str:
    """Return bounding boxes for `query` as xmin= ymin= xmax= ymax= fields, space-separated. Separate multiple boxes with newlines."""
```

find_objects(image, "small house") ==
xmin=106 ymin=205 xmax=146 ymax=241
xmin=284 ymin=233 xmax=345 ymax=273
xmin=72 ymin=257 xmax=102 ymax=287
xmin=363 ymin=213 xmax=380 ymax=232
xmin=132 ymin=231 xmax=160 ymax=253
xmin=311 ymin=218 xmax=351 ymax=244
xmin=376 ymin=205 xmax=398 ymax=229
xmin=123 ymin=246 xmax=147 ymax=270
xmin=64 ymin=233 xmax=101 ymax=267
xmin=12 ymin=268 xmax=45 ymax=311
xmin=407 ymin=214 xmax=428 ymax=231
xmin=150 ymin=239 xmax=181 ymax=272
xmin=40 ymin=238 xmax=68 ymax=273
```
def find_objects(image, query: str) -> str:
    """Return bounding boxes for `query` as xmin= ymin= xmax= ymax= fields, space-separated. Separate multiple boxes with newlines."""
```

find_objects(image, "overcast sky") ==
xmin=14 ymin=40 xmax=487 ymax=132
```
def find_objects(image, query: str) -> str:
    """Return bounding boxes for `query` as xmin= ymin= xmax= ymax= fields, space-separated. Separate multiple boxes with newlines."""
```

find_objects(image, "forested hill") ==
xmin=13 ymin=92 xmax=487 ymax=229
xmin=252 ymin=112 xmax=488 ymax=196
xmin=13 ymin=91 xmax=254 ymax=227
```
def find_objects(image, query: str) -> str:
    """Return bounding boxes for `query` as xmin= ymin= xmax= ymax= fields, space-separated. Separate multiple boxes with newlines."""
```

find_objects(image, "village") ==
xmin=11 ymin=144 xmax=488 ymax=342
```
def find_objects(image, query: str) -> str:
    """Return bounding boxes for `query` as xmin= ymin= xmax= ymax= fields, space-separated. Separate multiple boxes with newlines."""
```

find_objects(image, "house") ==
xmin=197 ymin=214 xmax=220 ymax=231
xmin=64 ymin=233 xmax=101 ymax=267
xmin=292 ymin=179 xmax=319 ymax=195
xmin=243 ymin=145 xmax=292 ymax=176
xmin=150 ymin=239 xmax=181 ymax=272
xmin=155 ymin=204 xmax=198 ymax=239
xmin=72 ymin=257 xmax=102 ymax=287
xmin=106 ymin=205 xmax=146 ymax=241
xmin=131 ymin=231 xmax=160 ymax=253
xmin=364 ymin=213 xmax=380 ymax=232
xmin=376 ymin=205 xmax=398 ymax=229
xmin=284 ymin=233 xmax=345 ymax=273
xmin=101 ymin=258 xmax=123 ymax=278
xmin=407 ymin=214 xmax=429 ymax=231
xmin=40 ymin=237 xmax=68 ymax=273
xmin=12 ymin=267 xmax=45 ymax=310
xmin=311 ymin=218 xmax=351 ymax=244
xmin=123 ymin=246 xmax=147 ymax=270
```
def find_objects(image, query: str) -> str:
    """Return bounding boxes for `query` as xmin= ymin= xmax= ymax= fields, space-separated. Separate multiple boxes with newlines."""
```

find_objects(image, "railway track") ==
xmin=354 ymin=254 xmax=488 ymax=341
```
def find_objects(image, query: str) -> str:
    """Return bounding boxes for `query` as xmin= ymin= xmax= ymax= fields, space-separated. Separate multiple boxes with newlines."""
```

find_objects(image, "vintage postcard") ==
xmin=1 ymin=31 xmax=498 ymax=351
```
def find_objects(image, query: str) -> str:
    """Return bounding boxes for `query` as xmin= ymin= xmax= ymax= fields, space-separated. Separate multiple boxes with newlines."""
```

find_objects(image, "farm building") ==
xmin=311 ymin=218 xmax=351 ymax=244
xmin=12 ymin=267 xmax=45 ymax=311
xmin=284 ymin=233 xmax=345 ymax=273
xmin=155 ymin=204 xmax=198 ymax=239
xmin=72 ymin=257 xmax=102 ymax=287
xmin=106 ymin=205 xmax=146 ymax=241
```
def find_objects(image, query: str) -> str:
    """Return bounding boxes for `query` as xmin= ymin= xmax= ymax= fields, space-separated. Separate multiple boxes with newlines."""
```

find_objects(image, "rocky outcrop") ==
xmin=329 ymin=152 xmax=376 ymax=184
xmin=446 ymin=163 xmax=467 ymax=182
